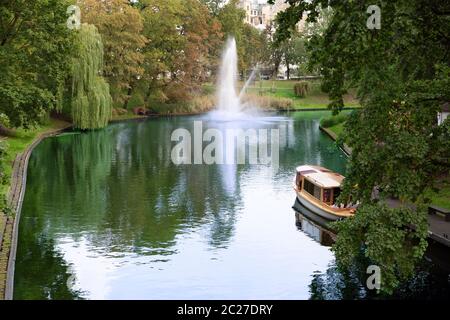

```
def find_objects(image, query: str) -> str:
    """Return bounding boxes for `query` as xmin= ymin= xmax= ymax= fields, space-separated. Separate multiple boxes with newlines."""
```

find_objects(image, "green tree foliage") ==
xmin=200 ymin=0 xmax=225 ymax=16
xmin=217 ymin=0 xmax=245 ymax=42
xmin=217 ymin=0 xmax=267 ymax=75
xmin=140 ymin=0 xmax=222 ymax=103
xmin=71 ymin=24 xmax=112 ymax=129
xmin=0 ymin=0 xmax=75 ymax=128
xmin=266 ymin=6 xmax=330 ymax=79
xmin=271 ymin=0 xmax=450 ymax=292
xmin=269 ymin=29 xmax=308 ymax=79
xmin=78 ymin=0 xmax=147 ymax=106
xmin=241 ymin=24 xmax=268 ymax=73
xmin=139 ymin=0 xmax=186 ymax=102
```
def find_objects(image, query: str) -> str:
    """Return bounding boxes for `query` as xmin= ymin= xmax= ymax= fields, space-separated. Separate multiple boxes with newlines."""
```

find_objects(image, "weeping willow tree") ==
xmin=71 ymin=24 xmax=112 ymax=129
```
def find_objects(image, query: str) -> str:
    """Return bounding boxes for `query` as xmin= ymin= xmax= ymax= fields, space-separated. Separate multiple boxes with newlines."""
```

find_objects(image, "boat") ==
xmin=293 ymin=165 xmax=356 ymax=221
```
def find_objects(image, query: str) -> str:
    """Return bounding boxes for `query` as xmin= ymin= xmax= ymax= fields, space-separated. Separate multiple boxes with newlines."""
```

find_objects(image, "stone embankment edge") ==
xmin=0 ymin=111 xmax=354 ymax=299
xmin=319 ymin=126 xmax=352 ymax=156
xmin=3 ymin=125 xmax=72 ymax=300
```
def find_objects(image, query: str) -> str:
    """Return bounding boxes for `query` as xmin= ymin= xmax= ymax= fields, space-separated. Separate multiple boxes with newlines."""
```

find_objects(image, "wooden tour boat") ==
xmin=294 ymin=165 xmax=356 ymax=221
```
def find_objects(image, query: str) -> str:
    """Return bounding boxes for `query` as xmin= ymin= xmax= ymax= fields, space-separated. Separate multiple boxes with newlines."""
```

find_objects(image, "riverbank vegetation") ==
xmin=1 ymin=0 xmax=448 ymax=298
xmin=320 ymin=112 xmax=351 ymax=138
xmin=320 ymin=113 xmax=348 ymax=131
xmin=203 ymin=80 xmax=360 ymax=110
xmin=0 ymin=120 xmax=72 ymax=211
xmin=70 ymin=24 xmax=112 ymax=129
xmin=0 ymin=0 xmax=357 ymax=134
xmin=0 ymin=0 xmax=267 ymax=214
xmin=273 ymin=0 xmax=450 ymax=293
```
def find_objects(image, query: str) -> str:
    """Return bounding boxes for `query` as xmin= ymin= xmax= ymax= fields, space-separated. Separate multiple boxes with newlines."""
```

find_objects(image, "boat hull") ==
xmin=292 ymin=197 xmax=332 ymax=228
xmin=296 ymin=191 xmax=348 ymax=222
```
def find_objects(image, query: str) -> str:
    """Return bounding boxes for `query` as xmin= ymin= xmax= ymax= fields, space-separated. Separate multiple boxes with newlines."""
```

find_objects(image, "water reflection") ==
xmin=15 ymin=112 xmax=353 ymax=299
xmin=294 ymin=194 xmax=450 ymax=300
xmin=293 ymin=200 xmax=335 ymax=247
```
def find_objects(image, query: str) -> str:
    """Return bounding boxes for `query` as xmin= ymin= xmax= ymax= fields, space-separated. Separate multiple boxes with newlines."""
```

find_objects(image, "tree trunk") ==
xmin=123 ymin=85 xmax=134 ymax=110
xmin=273 ymin=54 xmax=282 ymax=80
xmin=286 ymin=57 xmax=291 ymax=80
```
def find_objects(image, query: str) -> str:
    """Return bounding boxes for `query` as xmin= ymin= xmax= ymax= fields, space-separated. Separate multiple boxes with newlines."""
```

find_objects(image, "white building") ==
xmin=238 ymin=0 xmax=308 ymax=80
xmin=438 ymin=103 xmax=449 ymax=126
xmin=239 ymin=0 xmax=289 ymax=31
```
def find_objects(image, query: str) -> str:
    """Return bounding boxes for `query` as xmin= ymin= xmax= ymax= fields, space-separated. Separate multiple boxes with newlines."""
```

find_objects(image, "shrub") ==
xmin=269 ymin=97 xmax=293 ymax=110
xmin=165 ymin=83 xmax=192 ymax=103
xmin=202 ymin=84 xmax=215 ymax=95
xmin=243 ymin=94 xmax=293 ymax=110
xmin=111 ymin=108 xmax=128 ymax=116
xmin=320 ymin=113 xmax=349 ymax=128
xmin=294 ymin=81 xmax=310 ymax=97
xmin=126 ymin=93 xmax=145 ymax=109
xmin=188 ymin=96 xmax=215 ymax=113
xmin=149 ymin=95 xmax=215 ymax=115
xmin=150 ymin=89 xmax=169 ymax=104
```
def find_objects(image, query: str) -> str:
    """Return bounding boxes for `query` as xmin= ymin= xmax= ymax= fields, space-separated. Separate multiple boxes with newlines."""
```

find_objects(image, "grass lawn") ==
xmin=204 ymin=80 xmax=360 ymax=109
xmin=327 ymin=123 xmax=344 ymax=136
xmin=319 ymin=111 xmax=351 ymax=135
xmin=0 ymin=119 xmax=71 ymax=206
xmin=425 ymin=176 xmax=450 ymax=210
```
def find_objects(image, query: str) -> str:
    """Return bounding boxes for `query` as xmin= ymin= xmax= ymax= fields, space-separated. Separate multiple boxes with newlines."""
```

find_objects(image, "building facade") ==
xmin=238 ymin=0 xmax=289 ymax=31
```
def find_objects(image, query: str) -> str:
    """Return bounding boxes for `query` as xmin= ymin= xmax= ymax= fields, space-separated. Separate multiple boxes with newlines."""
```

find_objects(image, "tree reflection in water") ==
xmin=295 ymin=205 xmax=450 ymax=300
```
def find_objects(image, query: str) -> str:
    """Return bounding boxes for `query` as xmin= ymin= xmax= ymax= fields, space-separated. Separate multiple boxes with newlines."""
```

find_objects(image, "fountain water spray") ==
xmin=210 ymin=37 xmax=262 ymax=121
xmin=216 ymin=38 xmax=241 ymax=115
xmin=239 ymin=64 xmax=259 ymax=100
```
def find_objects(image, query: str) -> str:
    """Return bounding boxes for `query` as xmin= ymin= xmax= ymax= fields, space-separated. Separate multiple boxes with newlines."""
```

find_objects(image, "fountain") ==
xmin=216 ymin=38 xmax=241 ymax=115
xmin=210 ymin=37 xmax=260 ymax=121
xmin=209 ymin=37 xmax=283 ymax=124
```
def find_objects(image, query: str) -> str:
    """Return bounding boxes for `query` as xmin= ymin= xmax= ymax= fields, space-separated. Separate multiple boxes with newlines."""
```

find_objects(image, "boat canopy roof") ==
xmin=296 ymin=165 xmax=344 ymax=188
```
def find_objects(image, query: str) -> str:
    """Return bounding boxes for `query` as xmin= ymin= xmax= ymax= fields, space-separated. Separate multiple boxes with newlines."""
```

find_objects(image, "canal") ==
xmin=13 ymin=111 xmax=450 ymax=299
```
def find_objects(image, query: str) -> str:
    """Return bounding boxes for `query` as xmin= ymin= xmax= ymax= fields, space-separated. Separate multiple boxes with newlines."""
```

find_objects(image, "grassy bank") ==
xmin=327 ymin=123 xmax=344 ymax=136
xmin=141 ymin=93 xmax=296 ymax=114
xmin=118 ymin=79 xmax=360 ymax=115
xmin=320 ymin=112 xmax=351 ymax=138
xmin=0 ymin=118 xmax=72 ymax=299
xmin=425 ymin=176 xmax=450 ymax=210
xmin=204 ymin=79 xmax=360 ymax=110
xmin=0 ymin=119 xmax=72 ymax=205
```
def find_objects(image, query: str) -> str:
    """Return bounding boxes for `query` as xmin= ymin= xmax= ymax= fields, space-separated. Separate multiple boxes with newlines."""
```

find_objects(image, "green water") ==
xmin=13 ymin=112 xmax=449 ymax=299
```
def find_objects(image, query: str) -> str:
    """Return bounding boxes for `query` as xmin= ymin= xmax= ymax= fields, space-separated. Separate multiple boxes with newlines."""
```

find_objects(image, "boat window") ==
xmin=314 ymin=186 xmax=321 ymax=199
xmin=304 ymin=179 xmax=314 ymax=196
xmin=323 ymin=189 xmax=332 ymax=204
xmin=333 ymin=188 xmax=341 ymax=204
xmin=304 ymin=179 xmax=321 ymax=200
